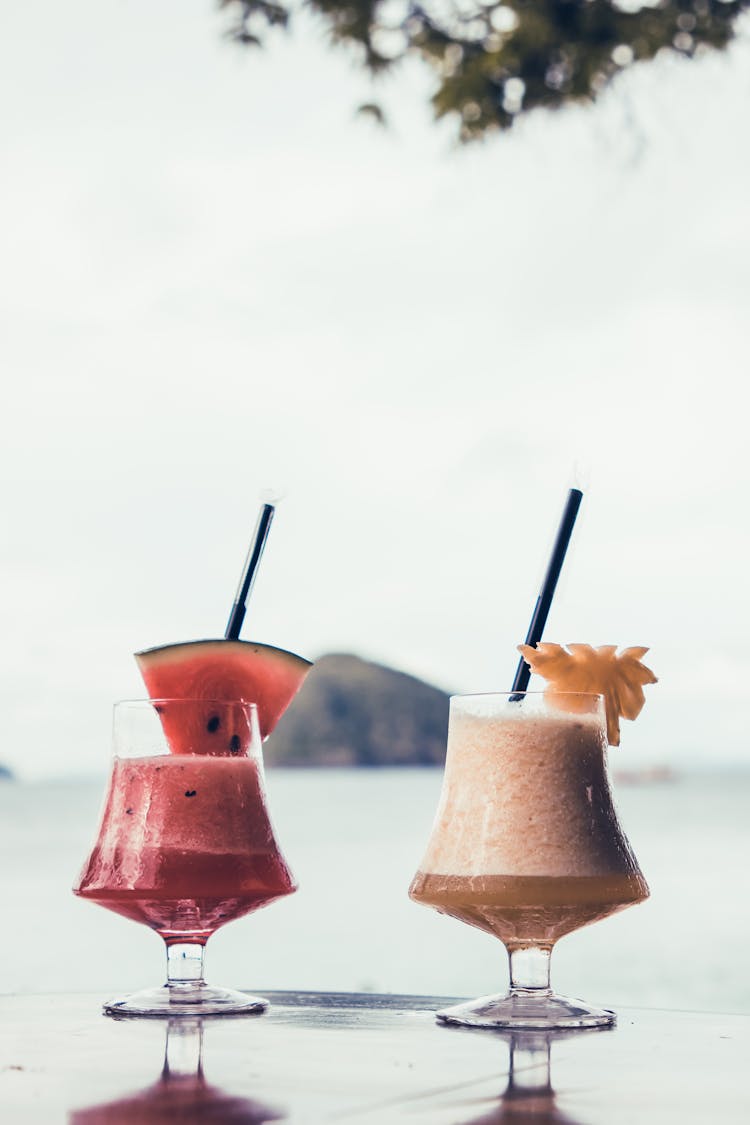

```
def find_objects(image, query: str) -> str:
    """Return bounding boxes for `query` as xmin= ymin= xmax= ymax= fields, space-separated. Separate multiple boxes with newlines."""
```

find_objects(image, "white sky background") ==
xmin=1 ymin=2 xmax=749 ymax=778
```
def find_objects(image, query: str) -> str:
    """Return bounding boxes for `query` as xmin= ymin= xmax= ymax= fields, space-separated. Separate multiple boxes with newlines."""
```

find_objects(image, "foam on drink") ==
xmin=421 ymin=705 xmax=638 ymax=877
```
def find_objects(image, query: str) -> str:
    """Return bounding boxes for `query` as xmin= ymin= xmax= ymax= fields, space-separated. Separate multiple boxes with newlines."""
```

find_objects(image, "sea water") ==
xmin=0 ymin=768 xmax=748 ymax=1013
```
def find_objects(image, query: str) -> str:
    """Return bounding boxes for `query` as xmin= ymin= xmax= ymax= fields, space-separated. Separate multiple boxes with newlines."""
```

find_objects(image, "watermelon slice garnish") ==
xmin=135 ymin=639 xmax=312 ymax=747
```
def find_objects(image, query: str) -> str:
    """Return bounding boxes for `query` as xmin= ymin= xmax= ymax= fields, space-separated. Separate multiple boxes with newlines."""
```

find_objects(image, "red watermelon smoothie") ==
xmin=75 ymin=752 xmax=295 ymax=943
xmin=74 ymin=698 xmax=300 ymax=1016
xmin=74 ymin=506 xmax=312 ymax=1015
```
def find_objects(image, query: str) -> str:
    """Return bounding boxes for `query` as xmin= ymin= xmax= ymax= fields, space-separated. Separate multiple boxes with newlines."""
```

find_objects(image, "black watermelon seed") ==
xmin=184 ymin=789 xmax=197 ymax=798
xmin=229 ymin=735 xmax=241 ymax=754
xmin=125 ymin=807 xmax=133 ymax=815
xmin=206 ymin=715 xmax=221 ymax=733
xmin=154 ymin=705 xmax=164 ymax=714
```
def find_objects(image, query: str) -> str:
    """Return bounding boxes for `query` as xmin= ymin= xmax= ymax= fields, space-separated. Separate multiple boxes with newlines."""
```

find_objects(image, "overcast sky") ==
xmin=2 ymin=3 xmax=749 ymax=778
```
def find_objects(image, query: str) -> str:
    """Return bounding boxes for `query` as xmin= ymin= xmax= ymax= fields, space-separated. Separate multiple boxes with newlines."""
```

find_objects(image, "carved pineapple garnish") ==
xmin=517 ymin=643 xmax=657 ymax=746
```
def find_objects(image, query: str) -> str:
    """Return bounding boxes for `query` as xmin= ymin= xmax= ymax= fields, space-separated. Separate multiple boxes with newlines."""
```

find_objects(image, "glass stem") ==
xmin=508 ymin=946 xmax=552 ymax=995
xmin=165 ymin=942 xmax=207 ymax=994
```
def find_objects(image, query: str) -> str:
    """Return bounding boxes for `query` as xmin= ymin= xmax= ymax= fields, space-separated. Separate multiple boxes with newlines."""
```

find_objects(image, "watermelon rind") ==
xmin=136 ymin=639 xmax=310 ymax=667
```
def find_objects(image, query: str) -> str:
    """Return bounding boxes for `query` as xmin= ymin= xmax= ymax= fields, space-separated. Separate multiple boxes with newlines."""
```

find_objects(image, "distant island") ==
xmin=266 ymin=653 xmax=450 ymax=767
xmin=0 ymin=763 xmax=14 ymax=781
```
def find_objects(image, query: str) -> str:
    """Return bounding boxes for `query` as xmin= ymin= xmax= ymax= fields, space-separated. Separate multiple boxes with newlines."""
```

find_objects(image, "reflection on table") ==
xmin=460 ymin=1028 xmax=605 ymax=1125
xmin=69 ymin=1018 xmax=284 ymax=1124
xmin=0 ymin=992 xmax=746 ymax=1124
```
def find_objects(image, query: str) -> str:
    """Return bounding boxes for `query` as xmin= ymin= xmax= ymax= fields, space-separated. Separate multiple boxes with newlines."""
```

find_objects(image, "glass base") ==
xmin=103 ymin=983 xmax=268 ymax=1018
xmin=437 ymin=990 xmax=616 ymax=1030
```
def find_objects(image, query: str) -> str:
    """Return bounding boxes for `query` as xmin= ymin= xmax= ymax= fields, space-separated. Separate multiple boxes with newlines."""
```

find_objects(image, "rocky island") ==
xmin=266 ymin=653 xmax=450 ymax=767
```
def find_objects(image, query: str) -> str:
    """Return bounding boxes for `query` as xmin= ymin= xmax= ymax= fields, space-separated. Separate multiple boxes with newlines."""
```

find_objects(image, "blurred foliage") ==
xmin=220 ymin=0 xmax=750 ymax=139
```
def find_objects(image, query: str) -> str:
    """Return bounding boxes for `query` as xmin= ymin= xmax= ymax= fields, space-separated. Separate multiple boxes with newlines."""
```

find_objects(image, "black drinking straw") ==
xmin=509 ymin=488 xmax=583 ymax=699
xmin=225 ymin=502 xmax=276 ymax=641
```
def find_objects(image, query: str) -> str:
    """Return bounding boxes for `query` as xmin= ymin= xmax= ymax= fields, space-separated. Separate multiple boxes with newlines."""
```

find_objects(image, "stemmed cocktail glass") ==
xmin=74 ymin=698 xmax=296 ymax=1017
xmin=409 ymin=691 xmax=648 ymax=1029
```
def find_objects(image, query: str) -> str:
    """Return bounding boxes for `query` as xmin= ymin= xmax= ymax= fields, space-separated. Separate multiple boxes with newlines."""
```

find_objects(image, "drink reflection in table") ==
xmin=69 ymin=1017 xmax=284 ymax=1123
xmin=458 ymin=1027 xmax=606 ymax=1125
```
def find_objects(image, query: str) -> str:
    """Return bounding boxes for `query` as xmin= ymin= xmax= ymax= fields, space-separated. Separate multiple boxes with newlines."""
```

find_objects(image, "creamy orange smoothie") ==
xmin=409 ymin=696 xmax=648 ymax=949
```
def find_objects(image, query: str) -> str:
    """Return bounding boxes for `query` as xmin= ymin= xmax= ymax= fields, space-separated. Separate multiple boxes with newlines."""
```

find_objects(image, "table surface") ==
xmin=1 ymin=990 xmax=748 ymax=1123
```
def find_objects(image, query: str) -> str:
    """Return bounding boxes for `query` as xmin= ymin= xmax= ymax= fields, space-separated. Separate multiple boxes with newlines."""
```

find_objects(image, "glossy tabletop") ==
xmin=1 ymin=991 xmax=748 ymax=1123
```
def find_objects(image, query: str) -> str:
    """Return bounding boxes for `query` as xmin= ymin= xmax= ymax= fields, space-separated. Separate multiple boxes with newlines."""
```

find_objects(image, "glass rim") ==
xmin=114 ymin=698 xmax=259 ymax=712
xmin=111 ymin=698 xmax=262 ymax=760
xmin=449 ymin=690 xmax=604 ymax=703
